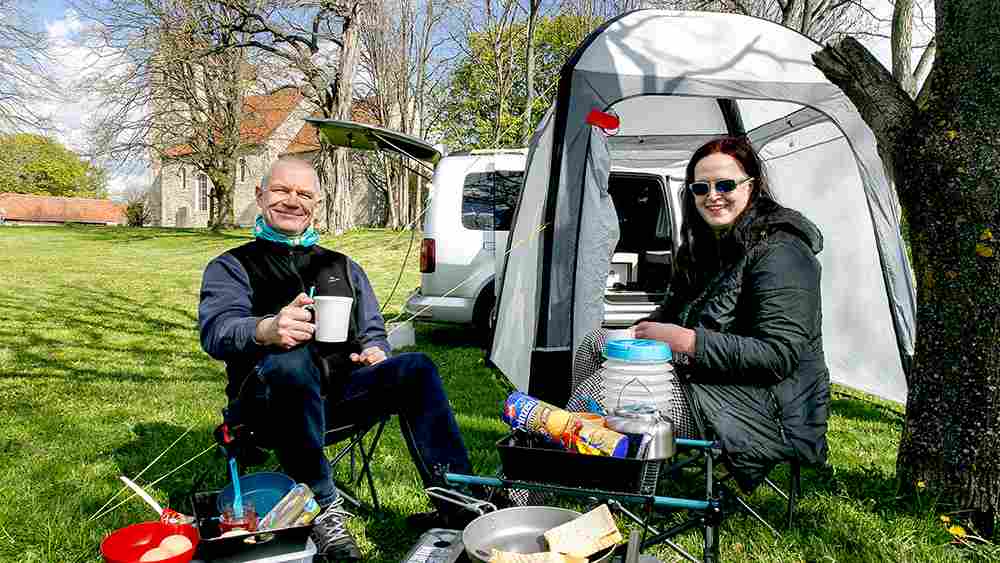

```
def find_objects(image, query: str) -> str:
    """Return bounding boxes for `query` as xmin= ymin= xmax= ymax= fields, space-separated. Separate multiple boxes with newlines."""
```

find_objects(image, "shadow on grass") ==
xmin=0 ymin=284 xmax=218 ymax=383
xmin=62 ymin=224 xmax=252 ymax=244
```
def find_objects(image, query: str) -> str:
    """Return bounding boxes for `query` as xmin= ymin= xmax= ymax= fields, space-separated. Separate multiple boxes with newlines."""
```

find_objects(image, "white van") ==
xmin=404 ymin=149 xmax=526 ymax=331
xmin=405 ymin=149 xmax=683 ymax=333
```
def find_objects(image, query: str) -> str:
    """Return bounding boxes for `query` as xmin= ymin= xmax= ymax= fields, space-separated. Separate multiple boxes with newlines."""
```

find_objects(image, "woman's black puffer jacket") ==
xmin=646 ymin=204 xmax=831 ymax=492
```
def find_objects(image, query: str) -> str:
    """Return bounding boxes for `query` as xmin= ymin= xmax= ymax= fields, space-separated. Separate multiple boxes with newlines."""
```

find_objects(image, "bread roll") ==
xmin=158 ymin=534 xmax=192 ymax=555
xmin=139 ymin=547 xmax=172 ymax=562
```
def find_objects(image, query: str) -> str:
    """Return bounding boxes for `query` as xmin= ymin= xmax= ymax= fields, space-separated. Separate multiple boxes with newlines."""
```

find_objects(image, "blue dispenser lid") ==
xmin=604 ymin=338 xmax=672 ymax=362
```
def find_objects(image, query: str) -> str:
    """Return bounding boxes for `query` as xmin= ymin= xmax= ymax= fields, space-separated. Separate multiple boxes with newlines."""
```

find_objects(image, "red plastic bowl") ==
xmin=101 ymin=521 xmax=199 ymax=563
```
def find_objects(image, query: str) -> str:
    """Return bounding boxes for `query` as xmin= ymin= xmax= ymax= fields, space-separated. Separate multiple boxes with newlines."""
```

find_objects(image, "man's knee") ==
xmin=393 ymin=352 xmax=439 ymax=380
xmin=257 ymin=346 xmax=321 ymax=391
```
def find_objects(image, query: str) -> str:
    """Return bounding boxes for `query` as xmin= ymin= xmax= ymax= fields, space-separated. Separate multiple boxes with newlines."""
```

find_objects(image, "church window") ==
xmin=198 ymin=174 xmax=209 ymax=212
xmin=240 ymin=158 xmax=247 ymax=182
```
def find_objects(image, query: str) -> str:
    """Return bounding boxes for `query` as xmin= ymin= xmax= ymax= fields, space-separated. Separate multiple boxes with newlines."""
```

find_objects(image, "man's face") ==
xmin=256 ymin=162 xmax=319 ymax=236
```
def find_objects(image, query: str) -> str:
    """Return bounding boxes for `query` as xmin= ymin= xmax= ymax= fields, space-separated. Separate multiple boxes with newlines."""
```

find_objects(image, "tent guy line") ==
xmin=90 ymin=443 xmax=216 ymax=522
xmin=87 ymin=424 xmax=194 ymax=521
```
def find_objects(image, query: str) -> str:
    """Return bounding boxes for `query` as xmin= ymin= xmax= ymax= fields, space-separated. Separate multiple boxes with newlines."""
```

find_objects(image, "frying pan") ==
xmin=461 ymin=506 xmax=615 ymax=562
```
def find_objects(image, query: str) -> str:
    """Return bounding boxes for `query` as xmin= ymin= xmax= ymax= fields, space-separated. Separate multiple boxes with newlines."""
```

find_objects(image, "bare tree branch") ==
xmin=891 ymin=0 xmax=916 ymax=97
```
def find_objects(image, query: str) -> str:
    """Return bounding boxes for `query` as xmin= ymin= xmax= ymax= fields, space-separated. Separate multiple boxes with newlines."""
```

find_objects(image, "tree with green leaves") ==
xmin=440 ymin=13 xmax=597 ymax=151
xmin=0 ymin=133 xmax=107 ymax=198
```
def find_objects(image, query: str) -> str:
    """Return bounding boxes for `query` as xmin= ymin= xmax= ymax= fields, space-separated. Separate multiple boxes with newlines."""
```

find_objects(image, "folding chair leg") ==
xmin=732 ymin=493 xmax=780 ymax=537
xmin=355 ymin=420 xmax=387 ymax=512
xmin=787 ymin=460 xmax=800 ymax=529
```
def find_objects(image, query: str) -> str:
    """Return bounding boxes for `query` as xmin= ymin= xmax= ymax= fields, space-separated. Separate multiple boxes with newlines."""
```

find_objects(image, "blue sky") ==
xmin=34 ymin=0 xmax=71 ymax=24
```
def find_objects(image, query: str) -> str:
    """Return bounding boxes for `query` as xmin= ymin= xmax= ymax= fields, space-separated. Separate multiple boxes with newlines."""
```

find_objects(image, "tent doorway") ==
xmin=605 ymin=171 xmax=672 ymax=308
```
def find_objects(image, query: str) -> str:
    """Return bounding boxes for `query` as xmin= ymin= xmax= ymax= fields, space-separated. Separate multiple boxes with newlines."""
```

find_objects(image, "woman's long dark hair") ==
xmin=674 ymin=136 xmax=779 ymax=291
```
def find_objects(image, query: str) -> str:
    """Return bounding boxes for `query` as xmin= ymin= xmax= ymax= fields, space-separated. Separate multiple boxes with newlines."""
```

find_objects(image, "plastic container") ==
xmin=604 ymin=339 xmax=672 ymax=363
xmin=101 ymin=521 xmax=199 ymax=563
xmin=217 ymin=472 xmax=296 ymax=516
xmin=601 ymin=339 xmax=674 ymax=412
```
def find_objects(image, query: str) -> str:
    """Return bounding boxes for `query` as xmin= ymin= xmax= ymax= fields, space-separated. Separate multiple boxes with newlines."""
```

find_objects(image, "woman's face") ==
xmin=692 ymin=152 xmax=753 ymax=231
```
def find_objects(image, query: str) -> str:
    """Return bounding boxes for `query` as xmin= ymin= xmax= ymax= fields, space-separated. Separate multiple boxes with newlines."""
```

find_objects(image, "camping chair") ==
xmin=214 ymin=410 xmax=390 ymax=513
xmin=679 ymin=409 xmax=805 ymax=537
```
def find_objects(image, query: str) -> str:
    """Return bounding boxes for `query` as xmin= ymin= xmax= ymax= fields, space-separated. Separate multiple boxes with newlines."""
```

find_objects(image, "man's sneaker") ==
xmin=311 ymin=498 xmax=361 ymax=562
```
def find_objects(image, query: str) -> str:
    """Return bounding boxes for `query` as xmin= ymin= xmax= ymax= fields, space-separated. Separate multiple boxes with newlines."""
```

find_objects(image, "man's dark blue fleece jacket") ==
xmin=199 ymin=239 xmax=391 ymax=399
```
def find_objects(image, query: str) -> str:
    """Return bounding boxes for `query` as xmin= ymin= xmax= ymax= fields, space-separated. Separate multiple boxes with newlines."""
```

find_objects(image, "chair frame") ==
xmin=323 ymin=416 xmax=389 ymax=512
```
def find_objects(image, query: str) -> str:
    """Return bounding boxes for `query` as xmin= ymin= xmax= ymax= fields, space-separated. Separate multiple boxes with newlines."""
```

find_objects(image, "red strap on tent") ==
xmin=586 ymin=109 xmax=620 ymax=132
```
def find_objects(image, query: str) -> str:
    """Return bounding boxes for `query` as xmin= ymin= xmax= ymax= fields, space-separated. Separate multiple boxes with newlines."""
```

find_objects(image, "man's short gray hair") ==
xmin=260 ymin=156 xmax=321 ymax=193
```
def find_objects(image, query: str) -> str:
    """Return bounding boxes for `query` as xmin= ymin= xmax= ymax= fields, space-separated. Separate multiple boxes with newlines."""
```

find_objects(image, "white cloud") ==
xmin=107 ymin=167 xmax=153 ymax=202
xmin=39 ymin=9 xmax=141 ymax=197
xmin=45 ymin=9 xmax=82 ymax=40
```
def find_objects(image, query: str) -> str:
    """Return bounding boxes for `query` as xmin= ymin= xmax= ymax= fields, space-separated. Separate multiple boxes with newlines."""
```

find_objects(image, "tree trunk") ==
xmin=816 ymin=0 xmax=1000 ymax=536
xmin=206 ymin=165 xmax=236 ymax=231
xmin=325 ymin=1 xmax=365 ymax=234
xmin=330 ymin=147 xmax=353 ymax=234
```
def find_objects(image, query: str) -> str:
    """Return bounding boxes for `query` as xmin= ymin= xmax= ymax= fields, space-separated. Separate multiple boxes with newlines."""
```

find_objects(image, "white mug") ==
xmin=313 ymin=296 xmax=353 ymax=343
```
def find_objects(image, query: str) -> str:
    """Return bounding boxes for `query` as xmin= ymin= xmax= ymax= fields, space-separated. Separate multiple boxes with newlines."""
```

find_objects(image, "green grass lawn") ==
xmin=0 ymin=225 xmax=994 ymax=562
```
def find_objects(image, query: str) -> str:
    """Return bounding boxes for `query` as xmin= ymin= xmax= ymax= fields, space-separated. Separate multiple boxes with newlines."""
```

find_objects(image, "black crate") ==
xmin=496 ymin=432 xmax=661 ymax=495
xmin=189 ymin=489 xmax=313 ymax=562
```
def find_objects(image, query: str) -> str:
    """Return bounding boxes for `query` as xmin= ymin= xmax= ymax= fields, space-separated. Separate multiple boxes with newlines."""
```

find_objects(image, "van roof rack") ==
xmin=449 ymin=148 xmax=528 ymax=156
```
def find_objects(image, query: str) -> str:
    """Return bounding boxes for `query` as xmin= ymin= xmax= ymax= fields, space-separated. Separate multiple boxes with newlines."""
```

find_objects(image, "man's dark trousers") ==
xmin=237 ymin=347 xmax=472 ymax=507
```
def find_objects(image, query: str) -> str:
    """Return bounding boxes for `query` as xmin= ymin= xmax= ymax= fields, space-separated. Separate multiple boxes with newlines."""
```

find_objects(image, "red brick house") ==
xmin=0 ymin=193 xmax=125 ymax=226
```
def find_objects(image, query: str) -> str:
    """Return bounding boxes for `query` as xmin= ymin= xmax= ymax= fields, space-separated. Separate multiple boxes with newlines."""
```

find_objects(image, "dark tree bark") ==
xmin=815 ymin=0 xmax=1000 ymax=537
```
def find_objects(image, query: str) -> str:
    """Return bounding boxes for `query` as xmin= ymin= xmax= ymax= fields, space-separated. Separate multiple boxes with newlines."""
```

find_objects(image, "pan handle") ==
xmin=425 ymin=486 xmax=497 ymax=517
xmin=443 ymin=473 xmax=503 ymax=489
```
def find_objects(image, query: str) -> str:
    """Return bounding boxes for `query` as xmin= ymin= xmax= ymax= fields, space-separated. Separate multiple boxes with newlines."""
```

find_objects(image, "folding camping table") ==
xmin=444 ymin=437 xmax=729 ymax=563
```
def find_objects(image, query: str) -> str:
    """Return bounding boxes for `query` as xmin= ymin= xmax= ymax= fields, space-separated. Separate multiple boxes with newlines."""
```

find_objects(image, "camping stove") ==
xmin=401 ymin=528 xmax=465 ymax=563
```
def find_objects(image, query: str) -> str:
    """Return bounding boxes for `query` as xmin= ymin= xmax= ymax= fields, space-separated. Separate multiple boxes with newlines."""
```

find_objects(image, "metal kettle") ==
xmin=605 ymin=404 xmax=675 ymax=460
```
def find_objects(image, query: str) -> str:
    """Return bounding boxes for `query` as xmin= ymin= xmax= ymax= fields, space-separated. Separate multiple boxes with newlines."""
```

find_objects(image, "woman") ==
xmin=568 ymin=136 xmax=830 ymax=491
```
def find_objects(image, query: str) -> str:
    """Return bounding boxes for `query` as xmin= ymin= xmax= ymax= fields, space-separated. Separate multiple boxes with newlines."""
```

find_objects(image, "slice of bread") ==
xmin=543 ymin=504 xmax=622 ymax=558
xmin=488 ymin=549 xmax=587 ymax=563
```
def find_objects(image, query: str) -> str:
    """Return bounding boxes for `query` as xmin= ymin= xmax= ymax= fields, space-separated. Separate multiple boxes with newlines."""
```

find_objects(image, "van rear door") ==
xmin=306 ymin=118 xmax=442 ymax=165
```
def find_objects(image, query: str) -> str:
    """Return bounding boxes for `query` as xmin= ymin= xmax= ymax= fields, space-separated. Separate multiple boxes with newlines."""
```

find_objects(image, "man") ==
xmin=199 ymin=157 xmax=475 ymax=561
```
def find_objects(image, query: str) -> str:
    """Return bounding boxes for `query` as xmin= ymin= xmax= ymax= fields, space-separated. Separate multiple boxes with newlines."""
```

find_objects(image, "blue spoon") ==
xmin=228 ymin=457 xmax=243 ymax=519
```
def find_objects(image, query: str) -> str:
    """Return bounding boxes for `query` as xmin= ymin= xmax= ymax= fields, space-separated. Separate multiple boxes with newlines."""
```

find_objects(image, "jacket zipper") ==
xmin=769 ymin=389 xmax=788 ymax=445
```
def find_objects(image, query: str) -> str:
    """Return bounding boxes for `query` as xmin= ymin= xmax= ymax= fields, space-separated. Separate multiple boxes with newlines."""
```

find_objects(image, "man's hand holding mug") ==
xmin=256 ymin=293 xmax=315 ymax=349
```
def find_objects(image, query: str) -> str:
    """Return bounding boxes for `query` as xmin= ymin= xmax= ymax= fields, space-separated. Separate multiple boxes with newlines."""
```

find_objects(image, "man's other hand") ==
xmin=257 ymin=293 xmax=315 ymax=349
xmin=350 ymin=346 xmax=387 ymax=366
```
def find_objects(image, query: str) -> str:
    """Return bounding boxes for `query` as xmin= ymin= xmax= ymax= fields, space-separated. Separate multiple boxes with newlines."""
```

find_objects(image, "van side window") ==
xmin=462 ymin=170 xmax=524 ymax=231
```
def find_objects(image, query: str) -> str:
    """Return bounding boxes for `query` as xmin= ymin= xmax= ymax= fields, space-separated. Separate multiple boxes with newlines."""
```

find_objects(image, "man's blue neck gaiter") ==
xmin=253 ymin=215 xmax=319 ymax=248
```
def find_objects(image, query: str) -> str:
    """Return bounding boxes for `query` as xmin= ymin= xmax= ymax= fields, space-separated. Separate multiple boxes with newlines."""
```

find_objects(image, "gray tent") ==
xmin=491 ymin=9 xmax=916 ymax=405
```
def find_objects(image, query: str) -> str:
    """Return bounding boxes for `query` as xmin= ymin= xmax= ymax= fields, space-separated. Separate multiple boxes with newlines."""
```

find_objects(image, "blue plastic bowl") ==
xmin=216 ymin=471 xmax=295 ymax=516
xmin=604 ymin=338 xmax=672 ymax=363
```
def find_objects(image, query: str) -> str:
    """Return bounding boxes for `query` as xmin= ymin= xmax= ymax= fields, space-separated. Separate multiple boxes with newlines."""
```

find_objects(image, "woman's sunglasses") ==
xmin=688 ymin=177 xmax=754 ymax=196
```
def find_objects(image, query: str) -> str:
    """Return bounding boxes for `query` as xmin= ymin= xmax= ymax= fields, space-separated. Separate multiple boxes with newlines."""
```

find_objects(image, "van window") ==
xmin=462 ymin=170 xmax=524 ymax=231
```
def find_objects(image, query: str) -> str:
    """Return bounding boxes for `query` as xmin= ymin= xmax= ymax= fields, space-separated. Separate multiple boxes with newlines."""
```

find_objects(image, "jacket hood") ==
xmin=754 ymin=204 xmax=824 ymax=255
